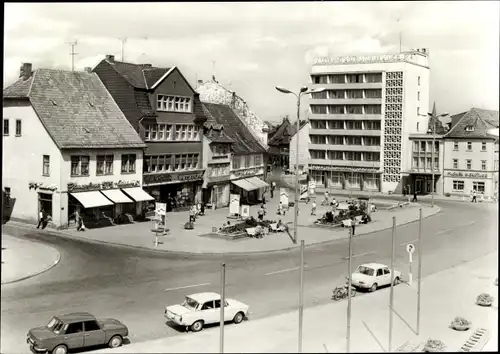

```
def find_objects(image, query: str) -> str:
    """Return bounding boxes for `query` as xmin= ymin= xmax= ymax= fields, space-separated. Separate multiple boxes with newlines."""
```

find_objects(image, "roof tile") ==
xmin=445 ymin=108 xmax=499 ymax=139
xmin=3 ymin=76 xmax=33 ymax=98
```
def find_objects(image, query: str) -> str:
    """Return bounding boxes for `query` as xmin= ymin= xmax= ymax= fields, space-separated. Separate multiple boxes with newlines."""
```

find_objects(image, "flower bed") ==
xmin=476 ymin=293 xmax=494 ymax=307
xmin=315 ymin=203 xmax=371 ymax=226
xmin=450 ymin=316 xmax=471 ymax=331
xmin=220 ymin=217 xmax=276 ymax=237
xmin=422 ymin=339 xmax=445 ymax=352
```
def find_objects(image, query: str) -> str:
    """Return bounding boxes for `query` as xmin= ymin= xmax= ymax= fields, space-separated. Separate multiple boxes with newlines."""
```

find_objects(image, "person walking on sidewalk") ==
xmin=412 ymin=191 xmax=418 ymax=203
xmin=471 ymin=189 xmax=477 ymax=203
xmin=350 ymin=216 xmax=356 ymax=236
xmin=262 ymin=191 xmax=267 ymax=208
xmin=270 ymin=182 xmax=276 ymax=198
xmin=311 ymin=200 xmax=316 ymax=215
xmin=36 ymin=209 xmax=45 ymax=229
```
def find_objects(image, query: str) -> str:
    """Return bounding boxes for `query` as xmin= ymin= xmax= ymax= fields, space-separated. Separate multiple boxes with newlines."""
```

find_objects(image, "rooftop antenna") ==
xmin=66 ymin=40 xmax=78 ymax=71
xmin=396 ymin=16 xmax=402 ymax=52
xmin=118 ymin=37 xmax=127 ymax=61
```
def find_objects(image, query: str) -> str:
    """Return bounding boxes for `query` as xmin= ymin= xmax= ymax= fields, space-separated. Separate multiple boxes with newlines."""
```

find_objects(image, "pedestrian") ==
xmin=41 ymin=211 xmax=50 ymax=229
xmin=311 ymin=200 xmax=316 ymax=215
xmin=258 ymin=206 xmax=265 ymax=221
xmin=189 ymin=205 xmax=196 ymax=222
xmin=74 ymin=211 xmax=82 ymax=231
xmin=271 ymin=182 xmax=276 ymax=199
xmin=37 ymin=209 xmax=45 ymax=229
xmin=351 ymin=216 xmax=356 ymax=236
xmin=200 ymin=202 xmax=205 ymax=216
xmin=262 ymin=191 xmax=267 ymax=208
xmin=403 ymin=186 xmax=407 ymax=197
xmin=412 ymin=191 xmax=418 ymax=203
xmin=472 ymin=189 xmax=477 ymax=203
xmin=324 ymin=190 xmax=329 ymax=203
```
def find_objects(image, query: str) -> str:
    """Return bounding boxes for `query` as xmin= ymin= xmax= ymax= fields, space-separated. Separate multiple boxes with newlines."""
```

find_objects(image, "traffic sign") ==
xmin=406 ymin=243 xmax=415 ymax=254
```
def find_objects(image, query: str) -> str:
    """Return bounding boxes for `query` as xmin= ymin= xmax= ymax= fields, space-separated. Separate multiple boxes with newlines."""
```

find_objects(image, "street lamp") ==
xmin=275 ymin=85 xmax=326 ymax=244
xmin=427 ymin=103 xmax=448 ymax=208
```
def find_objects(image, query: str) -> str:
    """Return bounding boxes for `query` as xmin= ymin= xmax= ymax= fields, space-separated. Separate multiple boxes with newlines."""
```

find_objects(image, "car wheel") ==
xmin=370 ymin=283 xmax=378 ymax=292
xmin=52 ymin=344 xmax=67 ymax=354
xmin=109 ymin=335 xmax=123 ymax=348
xmin=233 ymin=312 xmax=244 ymax=324
xmin=191 ymin=320 xmax=204 ymax=332
xmin=393 ymin=277 xmax=400 ymax=286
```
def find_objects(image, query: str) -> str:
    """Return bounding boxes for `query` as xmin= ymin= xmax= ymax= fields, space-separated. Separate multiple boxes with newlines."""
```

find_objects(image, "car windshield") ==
xmin=356 ymin=266 xmax=374 ymax=276
xmin=47 ymin=317 xmax=65 ymax=334
xmin=182 ymin=297 xmax=199 ymax=310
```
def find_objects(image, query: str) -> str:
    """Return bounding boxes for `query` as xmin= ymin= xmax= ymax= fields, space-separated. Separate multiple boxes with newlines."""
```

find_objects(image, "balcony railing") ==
xmin=309 ymin=128 xmax=381 ymax=136
xmin=309 ymin=143 xmax=381 ymax=152
xmin=309 ymin=158 xmax=381 ymax=168
xmin=309 ymin=113 xmax=382 ymax=120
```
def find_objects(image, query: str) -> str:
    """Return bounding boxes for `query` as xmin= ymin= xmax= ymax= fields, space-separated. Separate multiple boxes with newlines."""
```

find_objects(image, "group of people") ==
xmin=36 ymin=209 xmax=52 ymax=230
xmin=189 ymin=202 xmax=206 ymax=223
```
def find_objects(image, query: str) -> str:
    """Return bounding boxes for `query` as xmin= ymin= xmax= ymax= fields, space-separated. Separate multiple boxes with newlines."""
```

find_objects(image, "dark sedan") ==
xmin=27 ymin=312 xmax=128 ymax=354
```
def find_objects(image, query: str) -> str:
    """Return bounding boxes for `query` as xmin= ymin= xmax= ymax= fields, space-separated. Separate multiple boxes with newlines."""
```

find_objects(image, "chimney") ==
xmin=84 ymin=67 xmax=92 ymax=73
xmin=105 ymin=54 xmax=115 ymax=63
xmin=19 ymin=63 xmax=32 ymax=80
xmin=197 ymin=80 xmax=203 ymax=85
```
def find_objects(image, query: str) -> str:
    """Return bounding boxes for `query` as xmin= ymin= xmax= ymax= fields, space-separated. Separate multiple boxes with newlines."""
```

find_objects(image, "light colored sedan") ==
xmin=164 ymin=292 xmax=249 ymax=332
xmin=351 ymin=263 xmax=402 ymax=292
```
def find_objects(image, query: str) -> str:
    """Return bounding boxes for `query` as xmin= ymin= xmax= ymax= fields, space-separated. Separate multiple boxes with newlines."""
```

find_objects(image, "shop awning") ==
xmin=70 ymin=191 xmax=114 ymax=209
xmin=121 ymin=187 xmax=155 ymax=202
xmin=101 ymin=189 xmax=134 ymax=203
xmin=246 ymin=177 xmax=269 ymax=189
xmin=231 ymin=179 xmax=259 ymax=192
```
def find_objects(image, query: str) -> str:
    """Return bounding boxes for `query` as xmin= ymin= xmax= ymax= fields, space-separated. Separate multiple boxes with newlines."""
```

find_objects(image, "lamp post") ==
xmin=276 ymin=85 xmax=325 ymax=244
xmin=427 ymin=103 xmax=448 ymax=208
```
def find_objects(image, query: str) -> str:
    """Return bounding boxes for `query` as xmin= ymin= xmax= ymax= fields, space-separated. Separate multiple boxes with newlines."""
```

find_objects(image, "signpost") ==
xmin=154 ymin=202 xmax=167 ymax=247
xmin=406 ymin=243 xmax=415 ymax=285
xmin=280 ymin=188 xmax=289 ymax=206
xmin=229 ymin=194 xmax=240 ymax=215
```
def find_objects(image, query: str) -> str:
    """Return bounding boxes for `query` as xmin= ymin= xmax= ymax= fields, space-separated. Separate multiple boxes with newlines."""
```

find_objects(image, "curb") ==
xmin=2 ymin=205 xmax=441 ymax=256
xmin=1 ymin=246 xmax=61 ymax=285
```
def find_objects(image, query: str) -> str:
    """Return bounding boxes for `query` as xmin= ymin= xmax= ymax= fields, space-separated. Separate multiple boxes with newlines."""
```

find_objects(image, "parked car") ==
xmin=350 ymin=263 xmax=402 ymax=292
xmin=165 ymin=292 xmax=249 ymax=332
xmin=26 ymin=312 xmax=128 ymax=354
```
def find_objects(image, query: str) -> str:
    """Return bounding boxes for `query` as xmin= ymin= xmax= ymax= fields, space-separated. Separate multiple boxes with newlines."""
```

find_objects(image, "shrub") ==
xmin=423 ymin=339 xmax=445 ymax=352
xmin=476 ymin=293 xmax=494 ymax=305
xmin=450 ymin=316 xmax=471 ymax=330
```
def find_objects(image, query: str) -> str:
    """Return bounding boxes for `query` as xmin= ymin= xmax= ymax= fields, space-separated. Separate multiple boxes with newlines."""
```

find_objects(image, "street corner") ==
xmin=1 ymin=234 xmax=60 ymax=285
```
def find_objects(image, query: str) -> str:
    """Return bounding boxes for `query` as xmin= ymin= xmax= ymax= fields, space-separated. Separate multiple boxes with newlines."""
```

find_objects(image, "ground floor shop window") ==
xmin=311 ymin=170 xmax=325 ymax=186
xmin=472 ymin=181 xmax=485 ymax=193
xmin=453 ymin=180 xmax=464 ymax=191
xmin=364 ymin=174 xmax=379 ymax=190
xmin=327 ymin=172 xmax=342 ymax=188
xmin=38 ymin=193 xmax=53 ymax=218
xmin=346 ymin=172 xmax=360 ymax=188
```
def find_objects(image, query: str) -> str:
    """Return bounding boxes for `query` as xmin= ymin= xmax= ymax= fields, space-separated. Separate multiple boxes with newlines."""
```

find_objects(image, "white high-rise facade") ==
xmin=307 ymin=50 xmax=430 ymax=193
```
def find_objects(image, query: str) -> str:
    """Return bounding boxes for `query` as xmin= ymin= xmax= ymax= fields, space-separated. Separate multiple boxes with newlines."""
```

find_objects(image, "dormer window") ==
xmin=157 ymin=94 xmax=192 ymax=113
xmin=465 ymin=125 xmax=474 ymax=132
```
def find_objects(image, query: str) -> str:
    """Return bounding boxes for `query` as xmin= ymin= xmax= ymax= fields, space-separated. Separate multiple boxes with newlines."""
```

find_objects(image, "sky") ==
xmin=4 ymin=1 xmax=499 ymax=123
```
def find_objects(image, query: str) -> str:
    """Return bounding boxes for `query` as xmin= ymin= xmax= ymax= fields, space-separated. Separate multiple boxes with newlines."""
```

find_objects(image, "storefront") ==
xmin=405 ymin=173 xmax=441 ymax=195
xmin=443 ymin=171 xmax=494 ymax=197
xmin=38 ymin=192 xmax=53 ymax=219
xmin=310 ymin=167 xmax=381 ymax=192
xmin=143 ymin=170 xmax=205 ymax=211
xmin=229 ymin=166 xmax=268 ymax=205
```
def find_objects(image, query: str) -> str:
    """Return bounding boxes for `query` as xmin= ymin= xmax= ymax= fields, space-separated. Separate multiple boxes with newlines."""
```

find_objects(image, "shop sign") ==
xmin=232 ymin=167 xmax=261 ymax=178
xmin=315 ymin=53 xmax=406 ymax=66
xmin=178 ymin=173 xmax=204 ymax=182
xmin=144 ymin=173 xmax=173 ymax=185
xmin=446 ymin=171 xmax=488 ymax=179
xmin=155 ymin=202 xmax=167 ymax=216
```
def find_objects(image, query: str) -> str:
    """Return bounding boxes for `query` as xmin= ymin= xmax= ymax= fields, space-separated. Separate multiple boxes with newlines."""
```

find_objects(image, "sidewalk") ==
xmin=1 ymin=234 xmax=60 ymax=284
xmin=92 ymin=252 xmax=498 ymax=353
xmin=4 ymin=195 xmax=440 ymax=254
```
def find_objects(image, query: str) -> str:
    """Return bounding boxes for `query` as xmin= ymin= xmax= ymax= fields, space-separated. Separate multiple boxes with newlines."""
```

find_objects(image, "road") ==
xmin=1 ymin=199 xmax=497 ymax=353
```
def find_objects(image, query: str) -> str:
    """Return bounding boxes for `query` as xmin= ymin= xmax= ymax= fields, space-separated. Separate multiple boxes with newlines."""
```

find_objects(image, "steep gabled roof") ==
xmin=445 ymin=107 xmax=499 ymax=139
xmin=106 ymin=60 xmax=171 ymax=89
xmin=3 ymin=75 xmax=34 ymax=98
xmin=268 ymin=118 xmax=298 ymax=146
xmin=3 ymin=69 xmax=146 ymax=149
xmin=203 ymin=103 xmax=266 ymax=154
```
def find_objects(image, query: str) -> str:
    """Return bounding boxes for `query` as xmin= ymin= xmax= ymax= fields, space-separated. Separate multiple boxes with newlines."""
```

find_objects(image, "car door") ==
xmin=375 ymin=268 xmax=385 ymax=286
xmin=201 ymin=300 xmax=218 ymax=324
xmin=83 ymin=320 xmax=106 ymax=347
xmin=383 ymin=267 xmax=392 ymax=286
xmin=215 ymin=299 xmax=233 ymax=322
xmin=62 ymin=322 xmax=84 ymax=349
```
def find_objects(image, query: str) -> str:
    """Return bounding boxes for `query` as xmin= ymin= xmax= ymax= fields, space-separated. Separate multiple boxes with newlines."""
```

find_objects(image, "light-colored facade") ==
xmin=443 ymin=139 xmax=497 ymax=197
xmin=289 ymin=122 xmax=311 ymax=173
xmin=307 ymin=50 xmax=431 ymax=193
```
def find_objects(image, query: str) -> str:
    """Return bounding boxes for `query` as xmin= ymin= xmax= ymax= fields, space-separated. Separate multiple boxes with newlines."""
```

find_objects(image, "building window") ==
xmin=157 ymin=95 xmax=192 ymax=113
xmin=482 ymin=142 xmax=487 ymax=151
xmin=310 ymin=150 xmax=326 ymax=159
xmin=311 ymin=91 xmax=327 ymax=99
xmin=121 ymin=154 xmax=136 ymax=173
xmin=42 ymin=155 xmax=50 ymax=176
xmin=465 ymin=125 xmax=474 ymax=132
xmin=417 ymin=91 xmax=420 ymax=101
xmin=346 ymin=120 xmax=362 ymax=130
xmin=413 ymin=157 xmax=418 ymax=169
xmin=364 ymin=105 xmax=381 ymax=114
xmin=364 ymin=137 xmax=380 ymax=146
xmin=97 ymin=155 xmax=114 ymax=175
xmin=346 ymin=74 xmax=363 ymax=83
xmin=328 ymin=75 xmax=345 ymax=84
xmin=232 ymin=156 xmax=240 ymax=169
xmin=15 ymin=119 xmax=22 ymax=136
xmin=365 ymin=73 xmax=382 ymax=83
xmin=481 ymin=160 xmax=487 ymax=170
xmin=145 ymin=124 xmax=174 ymax=141
xmin=466 ymin=159 xmax=472 ymax=170
xmin=418 ymin=76 xmax=421 ymax=86
xmin=310 ymin=135 xmax=327 ymax=144
xmin=364 ymin=152 xmax=380 ymax=161
xmin=364 ymin=121 xmax=381 ymax=130
xmin=328 ymin=105 xmax=344 ymax=114
xmin=244 ymin=155 xmax=251 ymax=168
xmin=313 ymin=75 xmax=328 ymax=84
xmin=346 ymin=90 xmax=363 ymax=99
xmin=174 ymin=124 xmax=199 ymax=141
xmin=453 ymin=159 xmax=458 ymax=169
xmin=70 ymin=156 xmax=90 ymax=176
xmin=472 ymin=181 xmax=485 ymax=193
xmin=345 ymin=152 xmax=362 ymax=161
xmin=311 ymin=120 xmax=327 ymax=129
xmin=328 ymin=90 xmax=345 ymax=98
xmin=426 ymin=157 xmax=432 ymax=169
xmin=364 ymin=89 xmax=382 ymax=99
xmin=311 ymin=105 xmax=327 ymax=114
xmin=254 ymin=155 xmax=262 ymax=166
xmin=467 ymin=142 xmax=472 ymax=151
xmin=3 ymin=119 xmax=8 ymax=136
xmin=453 ymin=141 xmax=459 ymax=150
xmin=346 ymin=136 xmax=362 ymax=145
xmin=327 ymin=151 xmax=343 ymax=160
xmin=453 ymin=180 xmax=464 ymax=191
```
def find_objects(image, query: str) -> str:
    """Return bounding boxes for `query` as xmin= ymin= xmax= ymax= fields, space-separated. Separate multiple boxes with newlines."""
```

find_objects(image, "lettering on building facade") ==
xmin=144 ymin=172 xmax=205 ymax=185
xmin=446 ymin=171 xmax=489 ymax=179
xmin=143 ymin=173 xmax=173 ymax=185
xmin=314 ymin=54 xmax=408 ymax=66
xmin=232 ymin=167 xmax=261 ymax=178
xmin=309 ymin=165 xmax=381 ymax=173
xmin=178 ymin=173 xmax=204 ymax=182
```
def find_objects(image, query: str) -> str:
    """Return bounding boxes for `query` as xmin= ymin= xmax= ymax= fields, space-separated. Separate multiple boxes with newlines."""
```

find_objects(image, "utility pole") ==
xmin=346 ymin=225 xmax=353 ymax=352
xmin=417 ymin=208 xmax=423 ymax=334
xmin=298 ymin=240 xmax=305 ymax=353
xmin=118 ymin=37 xmax=127 ymax=61
xmin=220 ymin=263 xmax=226 ymax=353
xmin=66 ymin=40 xmax=78 ymax=72
xmin=389 ymin=217 xmax=396 ymax=352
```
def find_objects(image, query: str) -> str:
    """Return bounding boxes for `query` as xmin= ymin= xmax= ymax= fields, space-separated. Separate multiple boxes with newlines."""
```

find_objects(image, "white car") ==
xmin=350 ymin=263 xmax=402 ymax=292
xmin=164 ymin=292 xmax=250 ymax=332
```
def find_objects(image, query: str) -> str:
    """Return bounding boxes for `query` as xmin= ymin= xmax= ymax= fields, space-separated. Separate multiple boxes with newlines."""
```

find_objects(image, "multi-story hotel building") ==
xmin=305 ymin=49 xmax=431 ymax=193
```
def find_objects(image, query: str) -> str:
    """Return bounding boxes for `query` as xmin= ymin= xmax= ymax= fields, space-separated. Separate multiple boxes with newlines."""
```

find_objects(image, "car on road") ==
xmin=164 ymin=292 xmax=249 ymax=332
xmin=26 ymin=312 xmax=128 ymax=354
xmin=351 ymin=263 xmax=402 ymax=292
